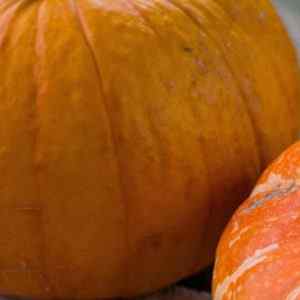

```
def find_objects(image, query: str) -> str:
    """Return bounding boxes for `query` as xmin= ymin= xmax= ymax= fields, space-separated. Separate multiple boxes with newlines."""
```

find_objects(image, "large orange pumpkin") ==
xmin=212 ymin=141 xmax=300 ymax=300
xmin=0 ymin=0 xmax=299 ymax=299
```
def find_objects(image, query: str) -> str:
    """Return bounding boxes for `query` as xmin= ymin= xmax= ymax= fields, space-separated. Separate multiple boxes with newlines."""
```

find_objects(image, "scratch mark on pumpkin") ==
xmin=214 ymin=243 xmax=279 ymax=300
xmin=286 ymin=286 xmax=300 ymax=300
xmin=15 ymin=207 xmax=42 ymax=212
xmin=228 ymin=226 xmax=250 ymax=248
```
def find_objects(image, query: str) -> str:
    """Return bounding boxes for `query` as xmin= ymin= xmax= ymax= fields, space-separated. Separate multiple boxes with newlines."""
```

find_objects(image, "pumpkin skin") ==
xmin=213 ymin=141 xmax=300 ymax=300
xmin=0 ymin=0 xmax=299 ymax=299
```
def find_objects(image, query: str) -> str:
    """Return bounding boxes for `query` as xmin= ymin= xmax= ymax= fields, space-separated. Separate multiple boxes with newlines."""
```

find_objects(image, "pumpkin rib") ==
xmin=229 ymin=4 xmax=297 ymax=144
xmin=69 ymin=0 xmax=130 ymax=294
xmin=166 ymin=0 xmax=263 ymax=247
xmin=214 ymin=0 xmax=299 ymax=149
xmin=119 ymin=1 xmax=170 ymax=290
xmin=0 ymin=0 xmax=21 ymax=16
xmin=123 ymin=0 xmax=171 ymax=180
xmin=32 ymin=1 xmax=54 ymax=296
xmin=166 ymin=0 xmax=263 ymax=172
xmin=197 ymin=0 xmax=290 ymax=165
xmin=261 ymin=1 xmax=300 ymax=136
xmin=0 ymin=1 xmax=54 ymax=296
xmin=161 ymin=0 xmax=261 ymax=257
xmin=181 ymin=0 xmax=300 ymax=165
xmin=267 ymin=60 xmax=297 ymax=140
xmin=114 ymin=1 xmax=215 ymax=288
xmin=0 ymin=0 xmax=29 ymax=46
xmin=126 ymin=0 xmax=157 ymax=35
xmin=128 ymin=0 xmax=216 ymax=262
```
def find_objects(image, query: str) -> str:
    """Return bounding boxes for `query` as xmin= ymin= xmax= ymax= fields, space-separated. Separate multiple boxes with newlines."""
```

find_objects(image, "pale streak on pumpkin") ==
xmin=243 ymin=171 xmax=300 ymax=214
xmin=0 ymin=0 xmax=24 ymax=45
xmin=214 ymin=243 xmax=279 ymax=300
xmin=286 ymin=286 xmax=300 ymax=300
xmin=231 ymin=221 xmax=239 ymax=234
xmin=228 ymin=225 xmax=250 ymax=248
xmin=250 ymin=172 xmax=293 ymax=197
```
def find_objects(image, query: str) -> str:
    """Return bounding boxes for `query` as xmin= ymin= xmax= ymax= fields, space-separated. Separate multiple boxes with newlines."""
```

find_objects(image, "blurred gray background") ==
xmin=273 ymin=0 xmax=300 ymax=55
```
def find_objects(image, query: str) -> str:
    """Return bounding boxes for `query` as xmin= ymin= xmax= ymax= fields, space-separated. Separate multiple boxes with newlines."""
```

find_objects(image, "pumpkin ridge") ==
xmin=188 ymin=1 xmax=267 ymax=161
xmin=129 ymin=0 xmax=213 ymax=279
xmin=128 ymin=0 xmax=157 ymax=35
xmin=69 ymin=0 xmax=130 ymax=295
xmin=0 ymin=0 xmax=18 ymax=13
xmin=181 ymin=0 xmax=243 ymax=249
xmin=0 ymin=0 xmax=30 ymax=47
xmin=157 ymin=0 xmax=223 ymax=259
xmin=123 ymin=0 xmax=170 ymax=180
xmin=166 ymin=0 xmax=263 ymax=171
xmin=33 ymin=0 xmax=54 ymax=296
xmin=214 ymin=0 xmax=300 ymax=148
xmin=214 ymin=0 xmax=300 ymax=135
xmin=119 ymin=1 xmax=167 ymax=290
xmin=196 ymin=0 xmax=297 ymax=162
xmin=164 ymin=0 xmax=263 ymax=252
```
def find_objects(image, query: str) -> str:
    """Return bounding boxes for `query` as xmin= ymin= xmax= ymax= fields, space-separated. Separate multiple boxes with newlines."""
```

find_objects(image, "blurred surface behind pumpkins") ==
xmin=273 ymin=0 xmax=300 ymax=56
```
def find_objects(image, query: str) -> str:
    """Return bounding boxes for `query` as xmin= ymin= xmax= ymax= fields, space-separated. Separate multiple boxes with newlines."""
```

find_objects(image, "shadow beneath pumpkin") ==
xmin=176 ymin=265 xmax=213 ymax=293
xmin=0 ymin=297 xmax=31 ymax=300
xmin=0 ymin=266 xmax=213 ymax=300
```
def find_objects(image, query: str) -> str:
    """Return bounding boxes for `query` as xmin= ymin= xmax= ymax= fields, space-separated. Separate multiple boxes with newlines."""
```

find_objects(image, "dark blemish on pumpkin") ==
xmin=183 ymin=46 xmax=193 ymax=53
xmin=191 ymin=78 xmax=197 ymax=87
xmin=243 ymin=182 xmax=300 ymax=214
xmin=141 ymin=233 xmax=163 ymax=249
xmin=164 ymin=80 xmax=176 ymax=90
xmin=197 ymin=135 xmax=207 ymax=144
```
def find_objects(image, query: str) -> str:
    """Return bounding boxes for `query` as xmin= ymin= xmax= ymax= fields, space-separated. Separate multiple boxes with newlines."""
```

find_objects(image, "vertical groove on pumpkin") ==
xmin=129 ymin=0 xmax=217 ymax=265
xmin=218 ymin=0 xmax=300 ymax=155
xmin=153 ymin=0 xmax=216 ymax=259
xmin=0 ymin=0 xmax=29 ymax=47
xmin=127 ymin=0 xmax=171 ymax=191
xmin=126 ymin=0 xmax=156 ymax=34
xmin=163 ymin=0 xmax=261 ymax=253
xmin=120 ymin=0 xmax=171 ymax=180
xmin=121 ymin=0 xmax=214 ymax=286
xmin=0 ymin=0 xmax=21 ymax=17
xmin=69 ymin=0 xmax=130 ymax=295
xmin=215 ymin=0 xmax=297 ymax=145
xmin=165 ymin=0 xmax=263 ymax=172
xmin=141 ymin=0 xmax=256 ymax=258
xmin=0 ymin=0 xmax=52 ymax=296
xmin=34 ymin=0 xmax=54 ymax=296
xmin=256 ymin=3 xmax=300 ymax=141
xmin=187 ymin=0 xmax=267 ymax=166
xmin=0 ymin=0 xmax=17 ymax=13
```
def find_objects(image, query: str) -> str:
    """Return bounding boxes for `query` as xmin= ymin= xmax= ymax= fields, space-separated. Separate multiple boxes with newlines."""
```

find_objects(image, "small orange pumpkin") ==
xmin=0 ymin=0 xmax=299 ymax=299
xmin=213 ymin=141 xmax=300 ymax=300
